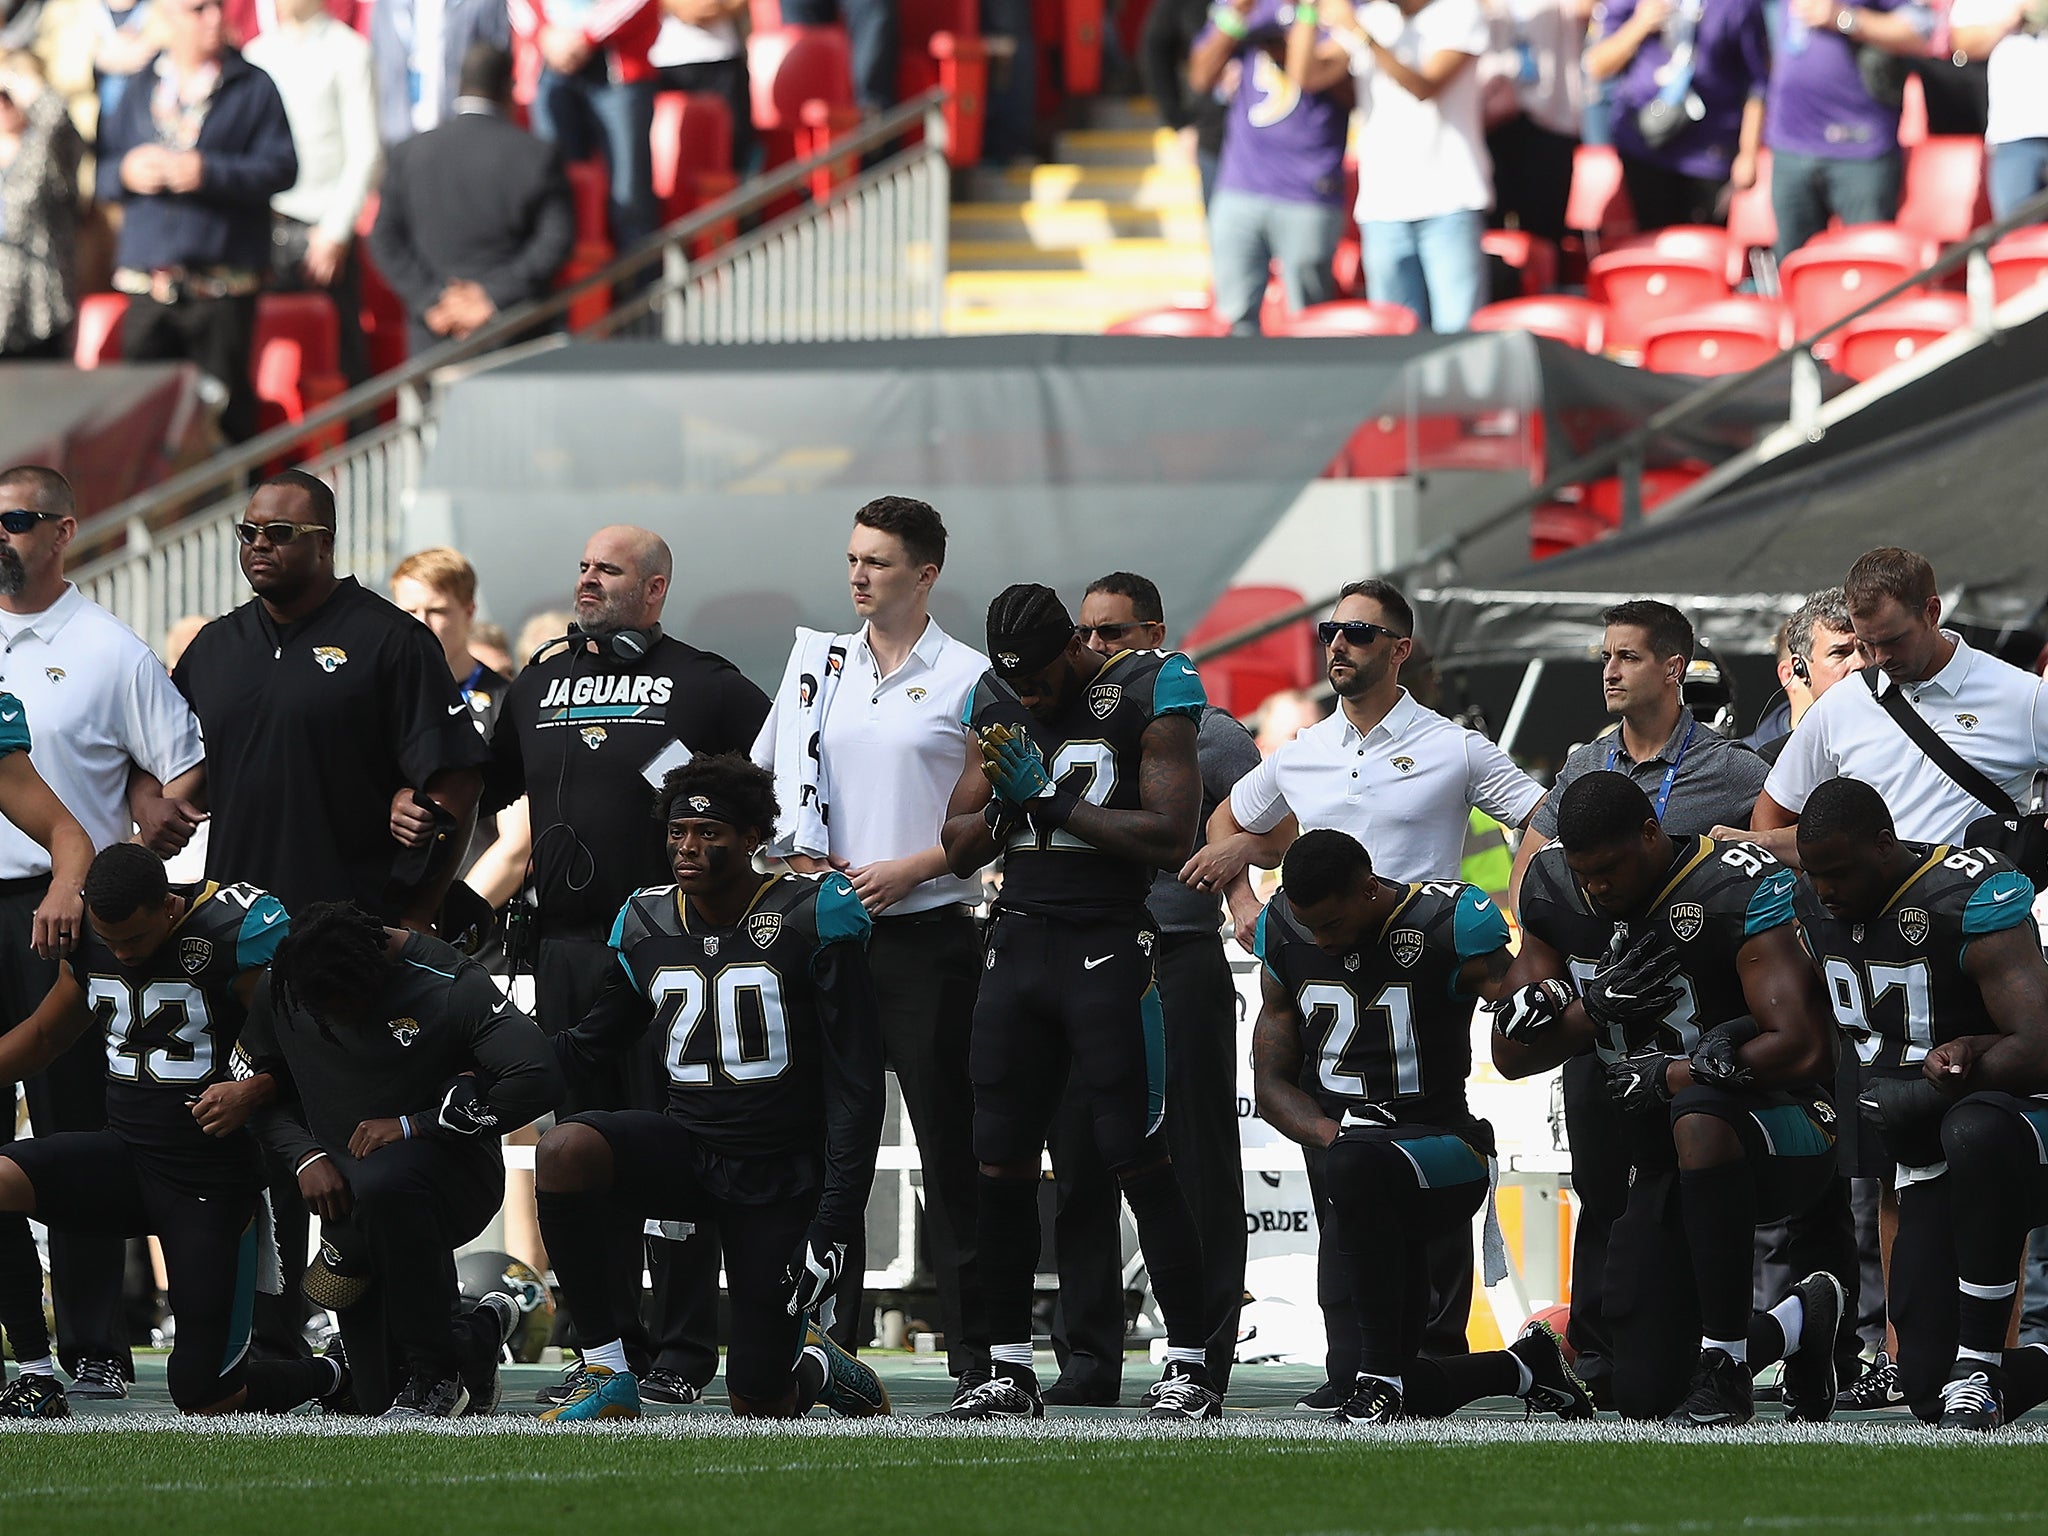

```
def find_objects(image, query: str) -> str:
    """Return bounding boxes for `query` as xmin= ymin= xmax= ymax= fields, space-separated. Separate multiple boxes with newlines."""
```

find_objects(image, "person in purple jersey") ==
xmin=1190 ymin=0 xmax=1351 ymax=333
xmin=1586 ymin=0 xmax=1770 ymax=228
xmin=1762 ymin=0 xmax=1936 ymax=256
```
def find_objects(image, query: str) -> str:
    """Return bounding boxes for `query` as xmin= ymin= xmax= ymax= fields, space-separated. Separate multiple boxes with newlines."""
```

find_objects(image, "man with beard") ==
xmin=1186 ymin=578 xmax=1545 ymax=1412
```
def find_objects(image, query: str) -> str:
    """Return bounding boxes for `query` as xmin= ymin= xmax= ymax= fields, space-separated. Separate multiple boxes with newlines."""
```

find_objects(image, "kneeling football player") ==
xmin=1795 ymin=776 xmax=2048 ymax=1429
xmin=536 ymin=754 xmax=889 ymax=1420
xmin=0 ymin=845 xmax=338 ymax=1418
xmin=239 ymin=901 xmax=565 ymax=1417
xmin=1252 ymin=830 xmax=1594 ymax=1425
xmin=1493 ymin=772 xmax=1852 ymax=1427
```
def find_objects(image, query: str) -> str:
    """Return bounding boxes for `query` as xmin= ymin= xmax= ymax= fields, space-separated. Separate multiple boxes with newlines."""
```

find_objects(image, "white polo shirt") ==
xmin=1229 ymin=689 xmax=1544 ymax=882
xmin=0 ymin=585 xmax=206 ymax=877
xmin=806 ymin=616 xmax=988 ymax=915
xmin=1764 ymin=633 xmax=2048 ymax=843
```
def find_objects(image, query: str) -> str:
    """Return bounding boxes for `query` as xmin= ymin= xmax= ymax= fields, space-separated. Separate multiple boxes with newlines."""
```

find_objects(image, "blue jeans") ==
xmin=530 ymin=68 xmax=660 ymax=253
xmin=782 ymin=0 xmax=899 ymax=116
xmin=1990 ymin=138 xmax=2048 ymax=223
xmin=1363 ymin=209 xmax=1487 ymax=333
xmin=1769 ymin=147 xmax=1902 ymax=260
xmin=1207 ymin=188 xmax=1343 ymax=334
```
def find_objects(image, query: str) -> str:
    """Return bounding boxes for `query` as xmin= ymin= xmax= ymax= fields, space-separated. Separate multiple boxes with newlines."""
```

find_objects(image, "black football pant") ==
xmin=121 ymin=292 xmax=260 ymax=443
xmin=0 ymin=877 xmax=127 ymax=1376
xmin=1560 ymin=1050 xmax=1628 ymax=1403
xmin=320 ymin=1138 xmax=505 ymax=1413
xmin=836 ymin=910 xmax=986 ymax=1373
xmin=538 ymin=933 xmax=719 ymax=1385
xmin=1049 ymin=930 xmax=1246 ymax=1395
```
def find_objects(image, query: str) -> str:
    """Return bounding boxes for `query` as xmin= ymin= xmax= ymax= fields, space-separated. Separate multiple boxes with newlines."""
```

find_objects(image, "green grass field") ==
xmin=7 ymin=1357 xmax=2048 ymax=1534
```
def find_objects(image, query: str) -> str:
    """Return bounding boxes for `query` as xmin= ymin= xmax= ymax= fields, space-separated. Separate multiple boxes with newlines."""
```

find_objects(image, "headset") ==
xmin=1791 ymin=652 xmax=1811 ymax=684
xmin=528 ymin=621 xmax=664 ymax=669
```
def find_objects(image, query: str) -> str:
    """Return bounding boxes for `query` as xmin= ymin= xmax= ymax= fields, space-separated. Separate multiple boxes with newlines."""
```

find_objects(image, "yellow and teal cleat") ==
xmin=539 ymin=1364 xmax=643 ymax=1422
xmin=806 ymin=1323 xmax=890 ymax=1417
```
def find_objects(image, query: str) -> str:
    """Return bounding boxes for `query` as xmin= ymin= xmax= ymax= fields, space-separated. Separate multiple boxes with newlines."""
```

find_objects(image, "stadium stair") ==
xmin=946 ymin=97 xmax=1211 ymax=335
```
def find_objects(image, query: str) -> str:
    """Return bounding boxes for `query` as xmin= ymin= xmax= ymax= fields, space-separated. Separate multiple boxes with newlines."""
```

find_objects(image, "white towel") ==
xmin=1481 ymin=1156 xmax=1509 ymax=1288
xmin=252 ymin=1189 xmax=283 ymax=1297
xmin=753 ymin=627 xmax=849 ymax=859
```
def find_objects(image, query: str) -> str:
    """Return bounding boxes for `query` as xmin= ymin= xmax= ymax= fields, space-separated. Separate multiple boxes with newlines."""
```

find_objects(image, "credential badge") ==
xmin=1389 ymin=929 xmax=1425 ymax=968
xmin=179 ymin=936 xmax=213 ymax=976
xmin=1898 ymin=908 xmax=1931 ymax=947
xmin=1670 ymin=902 xmax=1705 ymax=942
xmin=749 ymin=911 xmax=784 ymax=949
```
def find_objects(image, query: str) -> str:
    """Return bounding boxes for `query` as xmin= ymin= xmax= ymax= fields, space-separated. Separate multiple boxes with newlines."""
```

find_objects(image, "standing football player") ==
xmin=939 ymin=584 xmax=1217 ymax=1420
xmin=535 ymin=754 xmax=890 ymax=1421
xmin=0 ymin=845 xmax=339 ymax=1417
xmin=1492 ymin=772 xmax=1851 ymax=1426
xmin=1252 ymin=830 xmax=1594 ymax=1424
xmin=1794 ymin=776 xmax=2048 ymax=1428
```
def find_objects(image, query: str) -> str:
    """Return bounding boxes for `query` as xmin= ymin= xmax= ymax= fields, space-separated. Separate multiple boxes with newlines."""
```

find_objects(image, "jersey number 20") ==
xmin=650 ymin=964 xmax=792 ymax=1085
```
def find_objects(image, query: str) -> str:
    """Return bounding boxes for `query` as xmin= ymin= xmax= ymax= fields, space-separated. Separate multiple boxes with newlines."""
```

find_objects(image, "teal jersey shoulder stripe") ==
xmin=1745 ymin=868 xmax=1798 ymax=937
xmin=1152 ymin=652 xmax=1207 ymax=720
xmin=234 ymin=895 xmax=290 ymax=972
xmin=0 ymin=692 xmax=29 ymax=758
xmin=1963 ymin=871 xmax=2037 ymax=937
xmin=608 ymin=895 xmax=639 ymax=980
xmin=1451 ymin=886 xmax=1511 ymax=963
xmin=1253 ymin=903 xmax=1282 ymax=983
xmin=815 ymin=873 xmax=872 ymax=950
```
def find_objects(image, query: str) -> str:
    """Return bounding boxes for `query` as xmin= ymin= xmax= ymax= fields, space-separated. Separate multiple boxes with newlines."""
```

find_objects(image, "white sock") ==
xmin=17 ymin=1356 xmax=53 ymax=1379
xmin=1164 ymin=1346 xmax=1205 ymax=1368
xmin=1510 ymin=1355 xmax=1535 ymax=1396
xmin=990 ymin=1342 xmax=1034 ymax=1370
xmin=581 ymin=1339 xmax=630 ymax=1374
xmin=1958 ymin=1347 xmax=2001 ymax=1366
xmin=1959 ymin=1279 xmax=2019 ymax=1300
xmin=1703 ymin=1337 xmax=1748 ymax=1364
xmin=324 ymin=1356 xmax=345 ymax=1395
xmin=1770 ymin=1294 xmax=1804 ymax=1357
xmin=1361 ymin=1370 xmax=1403 ymax=1393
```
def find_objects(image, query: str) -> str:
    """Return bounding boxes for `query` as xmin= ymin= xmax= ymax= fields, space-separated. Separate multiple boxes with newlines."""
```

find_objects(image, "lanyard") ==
xmin=1608 ymin=716 xmax=1696 ymax=823
xmin=461 ymin=660 xmax=490 ymax=702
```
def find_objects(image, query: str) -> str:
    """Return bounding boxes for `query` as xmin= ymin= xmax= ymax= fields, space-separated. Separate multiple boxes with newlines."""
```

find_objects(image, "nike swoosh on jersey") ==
xmin=1083 ymin=954 xmax=1114 ymax=969
xmin=1992 ymin=887 xmax=2026 ymax=902
xmin=263 ymin=911 xmax=283 ymax=925
xmin=447 ymin=703 xmax=467 ymax=715
xmin=0 ymin=711 xmax=17 ymax=722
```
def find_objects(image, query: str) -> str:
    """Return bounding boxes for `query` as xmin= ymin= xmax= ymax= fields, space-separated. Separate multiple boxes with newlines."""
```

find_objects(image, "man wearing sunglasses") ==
xmin=0 ymin=465 xmax=204 ymax=1403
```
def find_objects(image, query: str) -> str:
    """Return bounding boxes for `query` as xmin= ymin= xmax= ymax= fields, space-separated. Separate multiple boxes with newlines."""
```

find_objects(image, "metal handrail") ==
xmin=70 ymin=88 xmax=951 ymax=563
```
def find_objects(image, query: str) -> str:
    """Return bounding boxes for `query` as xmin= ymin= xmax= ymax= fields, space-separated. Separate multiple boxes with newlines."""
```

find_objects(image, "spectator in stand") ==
xmin=1480 ymin=0 xmax=1586 ymax=245
xmin=1192 ymin=0 xmax=1350 ymax=334
xmin=91 ymin=0 xmax=157 ymax=124
xmin=94 ymin=0 xmax=296 ymax=443
xmin=1584 ymin=0 xmax=1768 ymax=229
xmin=1952 ymin=0 xmax=2048 ymax=220
xmin=779 ymin=0 xmax=895 ymax=121
xmin=648 ymin=0 xmax=753 ymax=177
xmin=245 ymin=0 xmax=381 ymax=387
xmin=0 ymin=52 xmax=81 ymax=360
xmin=369 ymin=43 xmax=574 ymax=355
xmin=1761 ymin=0 xmax=1935 ymax=257
xmin=981 ymin=0 xmax=1036 ymax=163
xmin=369 ymin=0 xmax=510 ymax=147
xmin=1290 ymin=0 xmax=1495 ymax=332
xmin=510 ymin=0 xmax=661 ymax=256
xmin=1143 ymin=0 xmax=1229 ymax=203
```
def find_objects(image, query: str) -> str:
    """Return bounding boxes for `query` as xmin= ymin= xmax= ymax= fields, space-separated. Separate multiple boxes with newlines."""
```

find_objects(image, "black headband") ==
xmin=989 ymin=624 xmax=1075 ymax=679
xmin=664 ymin=792 xmax=753 ymax=830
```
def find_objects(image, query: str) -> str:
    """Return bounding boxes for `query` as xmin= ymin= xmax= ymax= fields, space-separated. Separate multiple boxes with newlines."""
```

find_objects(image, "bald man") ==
xmin=482 ymin=525 xmax=769 ymax=1406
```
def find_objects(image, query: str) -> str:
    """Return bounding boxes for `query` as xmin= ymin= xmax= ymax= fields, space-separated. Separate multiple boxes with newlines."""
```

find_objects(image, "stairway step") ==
xmin=965 ymin=163 xmax=1205 ymax=208
xmin=951 ymin=200 xmax=1211 ymax=246
xmin=1049 ymin=127 xmax=1184 ymax=167
xmin=949 ymin=238 xmax=1213 ymax=277
xmin=1082 ymin=96 xmax=1166 ymax=131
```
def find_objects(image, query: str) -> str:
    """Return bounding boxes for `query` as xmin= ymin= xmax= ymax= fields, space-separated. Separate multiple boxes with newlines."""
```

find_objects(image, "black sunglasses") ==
xmin=235 ymin=521 xmax=331 ymax=546
xmin=1317 ymin=619 xmax=1402 ymax=648
xmin=1076 ymin=621 xmax=1157 ymax=644
xmin=0 ymin=510 xmax=62 ymax=534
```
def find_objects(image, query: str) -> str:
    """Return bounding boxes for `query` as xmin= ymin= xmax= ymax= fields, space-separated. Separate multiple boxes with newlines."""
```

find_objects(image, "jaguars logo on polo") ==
xmin=1898 ymin=908 xmax=1932 ymax=947
xmin=580 ymin=726 xmax=607 ymax=750
xmin=179 ymin=936 xmax=213 ymax=976
xmin=387 ymin=1017 xmax=421 ymax=1047
xmin=749 ymin=912 xmax=784 ymax=949
xmin=312 ymin=647 xmax=348 ymax=673
xmin=1389 ymin=929 xmax=1425 ymax=968
xmin=906 ymin=687 xmax=928 ymax=703
xmin=1670 ymin=902 xmax=1706 ymax=942
xmin=42 ymin=667 xmax=62 ymax=683
xmin=1956 ymin=714 xmax=1980 ymax=731
xmin=1391 ymin=757 xmax=1415 ymax=774
xmin=1088 ymin=683 xmax=1122 ymax=721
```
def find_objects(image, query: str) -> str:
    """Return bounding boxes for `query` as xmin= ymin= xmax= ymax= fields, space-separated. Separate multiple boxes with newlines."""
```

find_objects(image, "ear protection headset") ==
xmin=528 ymin=621 xmax=664 ymax=669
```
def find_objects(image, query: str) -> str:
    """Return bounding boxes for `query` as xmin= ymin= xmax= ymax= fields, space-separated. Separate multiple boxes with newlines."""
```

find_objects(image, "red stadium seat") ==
xmin=73 ymin=292 xmax=127 ymax=367
xmin=1276 ymin=300 xmax=1420 ymax=336
xmin=1897 ymin=135 xmax=1991 ymax=248
xmin=1470 ymin=295 xmax=1607 ymax=353
xmin=1639 ymin=297 xmax=1793 ymax=376
xmin=1611 ymin=223 xmax=1731 ymax=272
xmin=1898 ymin=69 xmax=1927 ymax=148
xmin=251 ymin=293 xmax=345 ymax=443
xmin=1182 ymin=585 xmax=1319 ymax=717
xmin=1481 ymin=229 xmax=1561 ymax=297
xmin=1103 ymin=305 xmax=1230 ymax=336
xmin=749 ymin=23 xmax=857 ymax=185
xmin=1530 ymin=503 xmax=1613 ymax=561
xmin=1725 ymin=149 xmax=1779 ymax=287
xmin=1988 ymin=224 xmax=2048 ymax=302
xmin=897 ymin=0 xmax=990 ymax=169
xmin=652 ymin=91 xmax=735 ymax=215
xmin=556 ymin=160 xmax=615 ymax=328
xmin=1533 ymin=466 xmax=1703 ymax=559
xmin=1778 ymin=224 xmax=1933 ymax=341
xmin=1585 ymin=246 xmax=1730 ymax=354
xmin=1565 ymin=143 xmax=1633 ymax=261
xmin=1832 ymin=292 xmax=1972 ymax=382
xmin=1583 ymin=464 xmax=1706 ymax=518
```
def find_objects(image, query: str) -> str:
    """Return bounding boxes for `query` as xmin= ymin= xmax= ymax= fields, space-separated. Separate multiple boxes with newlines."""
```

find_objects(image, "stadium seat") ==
xmin=748 ymin=24 xmax=857 ymax=175
xmin=1898 ymin=69 xmax=1927 ymax=148
xmin=73 ymin=292 xmax=127 ymax=368
xmin=1582 ymin=464 xmax=1706 ymax=519
xmin=1778 ymin=223 xmax=1934 ymax=342
xmin=1533 ymin=465 xmax=1704 ymax=559
xmin=1276 ymin=300 xmax=1421 ymax=336
xmin=1470 ymin=295 xmax=1607 ymax=353
xmin=1988 ymin=224 xmax=2048 ymax=302
xmin=651 ymin=91 xmax=737 ymax=224
xmin=1103 ymin=305 xmax=1230 ymax=336
xmin=1585 ymin=246 xmax=1730 ymax=354
xmin=1611 ymin=223 xmax=1731 ymax=273
xmin=1639 ymin=297 xmax=1793 ymax=376
xmin=1725 ymin=149 xmax=1779 ymax=288
xmin=1831 ymin=292 xmax=1972 ymax=383
xmin=1564 ymin=143 xmax=1633 ymax=265
xmin=1897 ymin=135 xmax=1991 ymax=248
xmin=557 ymin=160 xmax=616 ymax=329
xmin=251 ymin=293 xmax=346 ymax=442
xmin=1181 ymin=585 xmax=1318 ymax=717
xmin=907 ymin=7 xmax=992 ymax=171
xmin=1530 ymin=503 xmax=1613 ymax=561
xmin=1481 ymin=229 xmax=1560 ymax=298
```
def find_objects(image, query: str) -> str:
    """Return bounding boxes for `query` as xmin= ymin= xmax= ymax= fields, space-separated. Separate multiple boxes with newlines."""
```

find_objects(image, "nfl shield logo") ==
xmin=703 ymin=936 xmax=720 ymax=958
xmin=1852 ymin=924 xmax=1866 ymax=944
xmin=1389 ymin=929 xmax=1425 ymax=968
xmin=1670 ymin=903 xmax=1705 ymax=942
xmin=179 ymin=936 xmax=213 ymax=976
xmin=1088 ymin=683 xmax=1122 ymax=721
xmin=1898 ymin=908 xmax=1932 ymax=947
xmin=1343 ymin=952 xmax=1360 ymax=972
xmin=749 ymin=912 xmax=784 ymax=949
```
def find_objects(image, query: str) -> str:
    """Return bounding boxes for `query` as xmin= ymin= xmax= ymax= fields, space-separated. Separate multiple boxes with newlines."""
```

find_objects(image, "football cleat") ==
xmin=637 ymin=1366 xmax=702 ymax=1405
xmin=1837 ymin=1351 xmax=1904 ymax=1411
xmin=940 ymin=1371 xmax=1043 ymax=1420
xmin=381 ymin=1373 xmax=471 ymax=1419
xmin=467 ymin=1293 xmax=520 ymax=1415
xmin=1511 ymin=1320 xmax=1595 ymax=1421
xmin=947 ymin=1366 xmax=993 ymax=1413
xmin=0 ymin=1373 xmax=68 ymax=1419
xmin=1143 ymin=1362 xmax=1222 ymax=1421
xmin=1337 ymin=1375 xmax=1404 ymax=1425
xmin=1295 ymin=1378 xmax=1350 ymax=1414
xmin=1780 ymin=1272 xmax=1846 ymax=1423
xmin=1663 ymin=1349 xmax=1754 ymax=1428
xmin=318 ymin=1333 xmax=355 ymax=1415
xmin=805 ymin=1323 xmax=889 ymax=1417
xmin=68 ymin=1358 xmax=127 ymax=1401
xmin=536 ymin=1359 xmax=591 ymax=1405
xmin=1937 ymin=1364 xmax=2005 ymax=1431
xmin=540 ymin=1364 xmax=643 ymax=1422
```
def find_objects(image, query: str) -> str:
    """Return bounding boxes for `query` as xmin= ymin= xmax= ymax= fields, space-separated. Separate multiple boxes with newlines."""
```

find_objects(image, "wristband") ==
xmin=1211 ymin=5 xmax=1250 ymax=37
xmin=1290 ymin=1 xmax=1319 ymax=20
xmin=400 ymin=1115 xmax=413 ymax=1140
xmin=295 ymin=1151 xmax=331 ymax=1177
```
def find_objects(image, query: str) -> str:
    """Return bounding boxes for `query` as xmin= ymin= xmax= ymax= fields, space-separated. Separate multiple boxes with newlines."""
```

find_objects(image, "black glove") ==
xmin=1581 ymin=928 xmax=1684 ymax=1042
xmin=1688 ymin=1018 xmax=1762 ymax=1090
xmin=1606 ymin=1048 xmax=1676 ymax=1116
xmin=434 ymin=1076 xmax=501 ymax=1136
xmin=783 ymin=1225 xmax=847 ymax=1319
xmin=1487 ymin=977 xmax=1576 ymax=1043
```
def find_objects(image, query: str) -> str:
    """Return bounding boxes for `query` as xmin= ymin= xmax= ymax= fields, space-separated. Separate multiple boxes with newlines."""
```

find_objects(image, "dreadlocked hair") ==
xmin=269 ymin=901 xmax=393 ymax=1020
xmin=986 ymin=583 xmax=1073 ymax=639
xmin=84 ymin=843 xmax=170 ymax=924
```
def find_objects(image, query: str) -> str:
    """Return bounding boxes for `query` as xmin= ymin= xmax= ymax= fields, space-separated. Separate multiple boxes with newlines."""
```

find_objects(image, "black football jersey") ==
xmin=1796 ymin=843 xmax=2037 ymax=1075
xmin=964 ymin=649 xmax=1206 ymax=918
xmin=1255 ymin=880 xmax=1511 ymax=1128
xmin=71 ymin=880 xmax=286 ymax=1167
xmin=1519 ymin=836 xmax=1799 ymax=1064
